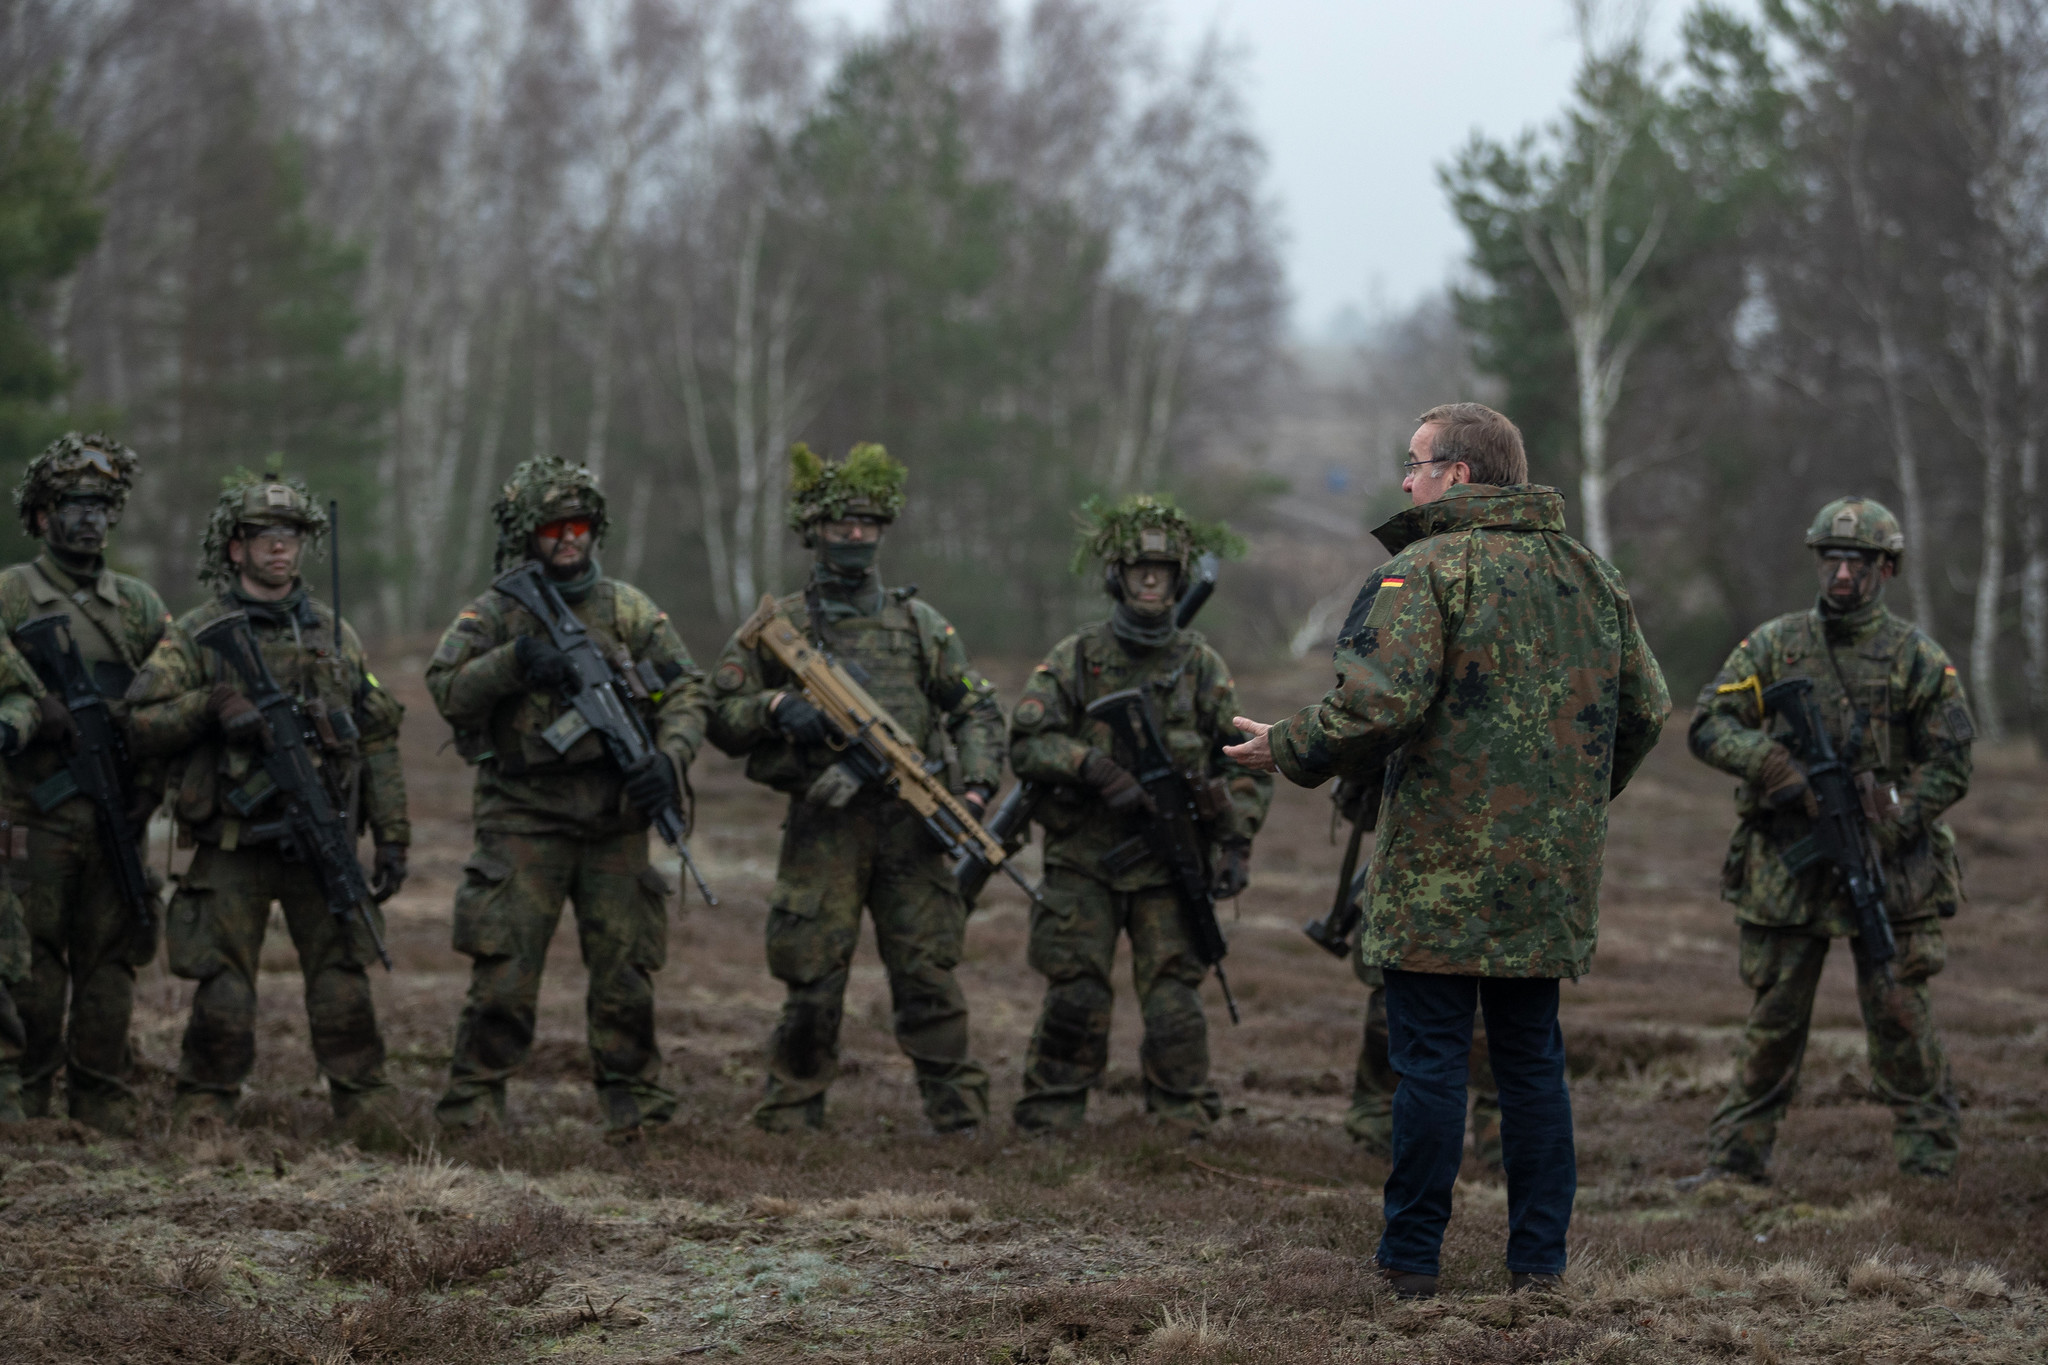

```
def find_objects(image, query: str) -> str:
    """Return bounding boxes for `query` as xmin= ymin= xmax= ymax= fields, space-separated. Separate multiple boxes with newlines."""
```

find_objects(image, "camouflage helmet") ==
xmin=199 ymin=467 xmax=330 ymax=587
xmin=15 ymin=432 xmax=139 ymax=535
xmin=1070 ymin=493 xmax=1245 ymax=578
xmin=492 ymin=456 xmax=608 ymax=570
xmin=786 ymin=443 xmax=907 ymax=544
xmin=1805 ymin=496 xmax=1906 ymax=561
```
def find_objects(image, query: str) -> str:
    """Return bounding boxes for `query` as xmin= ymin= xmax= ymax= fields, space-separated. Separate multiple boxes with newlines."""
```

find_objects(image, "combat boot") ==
xmin=1510 ymin=1272 xmax=1563 ymax=1294
xmin=434 ymin=1082 xmax=506 ymax=1135
xmin=171 ymin=1090 xmax=237 ymax=1131
xmin=68 ymin=1085 xmax=138 ymax=1138
xmin=1375 ymin=1262 xmax=1438 ymax=1300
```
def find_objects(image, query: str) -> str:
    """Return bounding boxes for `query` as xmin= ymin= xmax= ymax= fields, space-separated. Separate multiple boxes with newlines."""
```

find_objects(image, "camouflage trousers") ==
xmin=168 ymin=841 xmax=390 ymax=1121
xmin=438 ymin=829 xmax=676 ymax=1134
xmin=18 ymin=819 xmax=157 ymax=1134
xmin=755 ymin=797 xmax=987 ymax=1135
xmin=1349 ymin=975 xmax=1501 ymax=1164
xmin=0 ymin=879 xmax=25 ymax=1121
xmin=1708 ymin=922 xmax=1958 ymax=1178
xmin=1016 ymin=866 xmax=1220 ymax=1134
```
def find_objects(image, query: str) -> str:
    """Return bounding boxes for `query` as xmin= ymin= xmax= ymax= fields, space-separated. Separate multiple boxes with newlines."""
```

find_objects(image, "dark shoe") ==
xmin=1510 ymin=1271 xmax=1563 ymax=1294
xmin=1376 ymin=1262 xmax=1438 ymax=1300
xmin=1676 ymin=1165 xmax=1768 ymax=1192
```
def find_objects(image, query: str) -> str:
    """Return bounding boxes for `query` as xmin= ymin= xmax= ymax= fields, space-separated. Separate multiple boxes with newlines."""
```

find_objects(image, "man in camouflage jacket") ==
xmin=429 ymin=457 xmax=708 ymax=1138
xmin=128 ymin=473 xmax=407 ymax=1128
xmin=707 ymin=444 xmax=1002 ymax=1135
xmin=1231 ymin=403 xmax=1669 ymax=1297
xmin=0 ymin=434 xmax=169 ymax=1133
xmin=1007 ymin=494 xmax=1270 ymax=1136
xmin=1687 ymin=497 xmax=1970 ymax=1182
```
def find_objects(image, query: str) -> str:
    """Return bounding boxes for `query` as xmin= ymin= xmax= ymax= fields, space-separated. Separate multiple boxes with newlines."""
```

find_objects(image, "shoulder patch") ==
xmin=1014 ymin=697 xmax=1046 ymax=727
xmin=1363 ymin=576 xmax=1406 ymax=629
xmin=1944 ymin=703 xmax=1976 ymax=745
xmin=431 ymin=632 xmax=466 ymax=666
xmin=714 ymin=662 xmax=747 ymax=693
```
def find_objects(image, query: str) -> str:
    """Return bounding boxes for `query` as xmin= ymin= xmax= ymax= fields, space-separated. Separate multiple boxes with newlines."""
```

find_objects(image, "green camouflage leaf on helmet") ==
xmin=786 ymin=442 xmax=908 ymax=534
xmin=491 ymin=456 xmax=608 ymax=570
xmin=1805 ymin=495 xmax=1906 ymax=560
xmin=199 ymin=460 xmax=330 ymax=587
xmin=1070 ymin=492 xmax=1246 ymax=575
xmin=15 ymin=431 xmax=139 ymax=535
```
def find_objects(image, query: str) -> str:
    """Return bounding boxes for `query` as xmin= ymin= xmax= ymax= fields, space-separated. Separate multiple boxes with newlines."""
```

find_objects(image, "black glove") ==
xmin=623 ymin=754 xmax=678 ymax=814
xmin=1080 ymin=750 xmax=1153 ymax=815
xmin=962 ymin=784 xmax=993 ymax=819
xmin=35 ymin=692 xmax=78 ymax=752
xmin=774 ymin=692 xmax=836 ymax=746
xmin=515 ymin=634 xmax=573 ymax=690
xmin=1755 ymin=744 xmax=1813 ymax=813
xmin=1213 ymin=841 xmax=1251 ymax=898
xmin=208 ymin=683 xmax=272 ymax=748
xmin=370 ymin=843 xmax=408 ymax=902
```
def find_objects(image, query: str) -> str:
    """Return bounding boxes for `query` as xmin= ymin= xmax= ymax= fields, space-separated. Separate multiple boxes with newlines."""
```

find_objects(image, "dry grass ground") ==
xmin=0 ymin=654 xmax=2043 ymax=1362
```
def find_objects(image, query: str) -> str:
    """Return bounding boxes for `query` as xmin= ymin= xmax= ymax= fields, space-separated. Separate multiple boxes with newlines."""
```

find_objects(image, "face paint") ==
xmin=1119 ymin=561 xmax=1179 ymax=618
xmin=233 ymin=524 xmax=305 ymax=590
xmin=1817 ymin=549 xmax=1884 ymax=610
xmin=46 ymin=496 xmax=114 ymax=559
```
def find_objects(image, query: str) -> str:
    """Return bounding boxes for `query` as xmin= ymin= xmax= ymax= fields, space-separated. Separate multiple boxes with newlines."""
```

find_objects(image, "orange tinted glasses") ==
xmin=536 ymin=517 xmax=593 ymax=540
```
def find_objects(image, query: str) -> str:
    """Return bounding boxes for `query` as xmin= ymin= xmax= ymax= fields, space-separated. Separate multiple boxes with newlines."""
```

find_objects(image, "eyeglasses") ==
xmin=1401 ymin=457 xmax=1454 ymax=474
xmin=536 ymin=517 xmax=594 ymax=541
xmin=242 ymin=525 xmax=304 ymax=547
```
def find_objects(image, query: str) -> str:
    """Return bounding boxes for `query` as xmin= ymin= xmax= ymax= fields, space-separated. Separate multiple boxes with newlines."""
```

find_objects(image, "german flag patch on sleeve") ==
xmin=1363 ymin=575 xmax=1407 ymax=629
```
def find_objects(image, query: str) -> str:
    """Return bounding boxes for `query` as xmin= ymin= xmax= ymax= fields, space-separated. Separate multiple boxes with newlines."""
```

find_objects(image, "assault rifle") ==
xmin=953 ymin=552 xmax=1225 ymax=910
xmin=493 ymin=562 xmax=718 ymax=905
xmin=12 ymin=613 xmax=157 ymax=932
xmin=1304 ymin=773 xmax=1381 ymax=958
xmin=1088 ymin=687 xmax=1239 ymax=1023
xmin=736 ymin=593 xmax=1039 ymax=903
xmin=194 ymin=612 xmax=392 ymax=969
xmin=1762 ymin=676 xmax=1894 ymax=980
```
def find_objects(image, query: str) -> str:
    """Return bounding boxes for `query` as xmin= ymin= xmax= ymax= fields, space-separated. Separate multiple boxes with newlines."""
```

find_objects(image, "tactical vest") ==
xmin=170 ymin=597 xmax=366 ymax=845
xmin=477 ymin=582 xmax=653 ymax=776
xmin=1036 ymin=625 xmax=1214 ymax=835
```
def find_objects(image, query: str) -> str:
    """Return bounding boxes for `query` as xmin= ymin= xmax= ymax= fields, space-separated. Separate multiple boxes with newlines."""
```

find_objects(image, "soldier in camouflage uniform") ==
xmin=1231 ymin=403 xmax=1669 ymax=1295
xmin=0 ymin=434 xmax=169 ymax=1133
xmin=430 ymin=458 xmax=707 ymax=1138
xmin=128 ymin=472 xmax=408 ymax=1127
xmin=1008 ymin=495 xmax=1272 ymax=1136
xmin=1687 ymin=498 xmax=1970 ymax=1183
xmin=707 ymin=444 xmax=1002 ymax=1135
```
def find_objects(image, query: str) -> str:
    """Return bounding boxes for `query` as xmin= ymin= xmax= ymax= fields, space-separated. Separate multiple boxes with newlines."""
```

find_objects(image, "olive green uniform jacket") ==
xmin=1687 ymin=597 xmax=1971 ymax=930
xmin=0 ymin=554 xmax=169 ymax=1125
xmin=1267 ymin=485 xmax=1670 ymax=979
xmin=426 ymin=575 xmax=708 ymax=837
xmin=1008 ymin=620 xmax=1271 ymax=886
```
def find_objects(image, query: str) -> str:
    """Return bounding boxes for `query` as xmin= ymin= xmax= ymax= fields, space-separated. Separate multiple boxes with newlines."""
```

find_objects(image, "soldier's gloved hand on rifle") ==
xmin=772 ymin=691 xmax=836 ymax=747
xmin=35 ymin=691 xmax=78 ymax=752
xmin=514 ymin=634 xmax=574 ymax=690
xmin=1079 ymin=750 xmax=1154 ymax=815
xmin=1213 ymin=840 xmax=1251 ymax=898
xmin=962 ymin=783 xmax=993 ymax=819
xmin=623 ymin=753 xmax=678 ymax=814
xmin=1756 ymin=743 xmax=1816 ymax=814
xmin=208 ymin=683 xmax=272 ymax=748
xmin=370 ymin=842 xmax=408 ymax=901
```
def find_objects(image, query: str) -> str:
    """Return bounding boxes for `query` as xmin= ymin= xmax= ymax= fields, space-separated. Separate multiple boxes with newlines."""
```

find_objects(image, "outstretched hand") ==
xmin=1223 ymin=716 xmax=1277 ymax=773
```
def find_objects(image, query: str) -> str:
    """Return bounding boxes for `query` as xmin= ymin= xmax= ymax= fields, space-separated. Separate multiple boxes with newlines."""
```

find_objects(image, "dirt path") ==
xmin=1 ymin=657 xmax=2042 ymax=1362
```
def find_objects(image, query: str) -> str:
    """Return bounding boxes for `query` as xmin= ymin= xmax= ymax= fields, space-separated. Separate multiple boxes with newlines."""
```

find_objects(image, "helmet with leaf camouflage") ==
xmin=786 ymin=443 xmax=907 ymax=544
xmin=1805 ymin=496 xmax=1906 ymax=562
xmin=15 ymin=432 xmax=139 ymax=535
xmin=1070 ymin=493 xmax=1245 ymax=582
xmin=492 ymin=456 xmax=608 ymax=570
xmin=199 ymin=466 xmax=329 ymax=587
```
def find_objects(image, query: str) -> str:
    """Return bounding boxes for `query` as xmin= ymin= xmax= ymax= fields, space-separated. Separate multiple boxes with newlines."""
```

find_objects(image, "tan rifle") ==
xmin=738 ymin=594 xmax=1039 ymax=902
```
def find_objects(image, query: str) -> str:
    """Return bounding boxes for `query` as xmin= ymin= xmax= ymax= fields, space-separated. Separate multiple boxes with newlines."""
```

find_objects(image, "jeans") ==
xmin=1378 ymin=970 xmax=1575 ymax=1277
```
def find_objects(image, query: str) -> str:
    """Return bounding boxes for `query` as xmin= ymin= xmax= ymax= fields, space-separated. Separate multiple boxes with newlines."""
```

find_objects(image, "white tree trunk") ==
xmin=728 ymin=204 xmax=765 ymax=609
xmin=673 ymin=300 xmax=736 ymax=624
xmin=1970 ymin=437 xmax=2009 ymax=741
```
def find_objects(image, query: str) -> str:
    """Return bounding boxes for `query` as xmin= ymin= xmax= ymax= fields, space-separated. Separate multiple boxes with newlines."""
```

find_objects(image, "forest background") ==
xmin=1 ymin=0 xmax=2045 ymax=745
